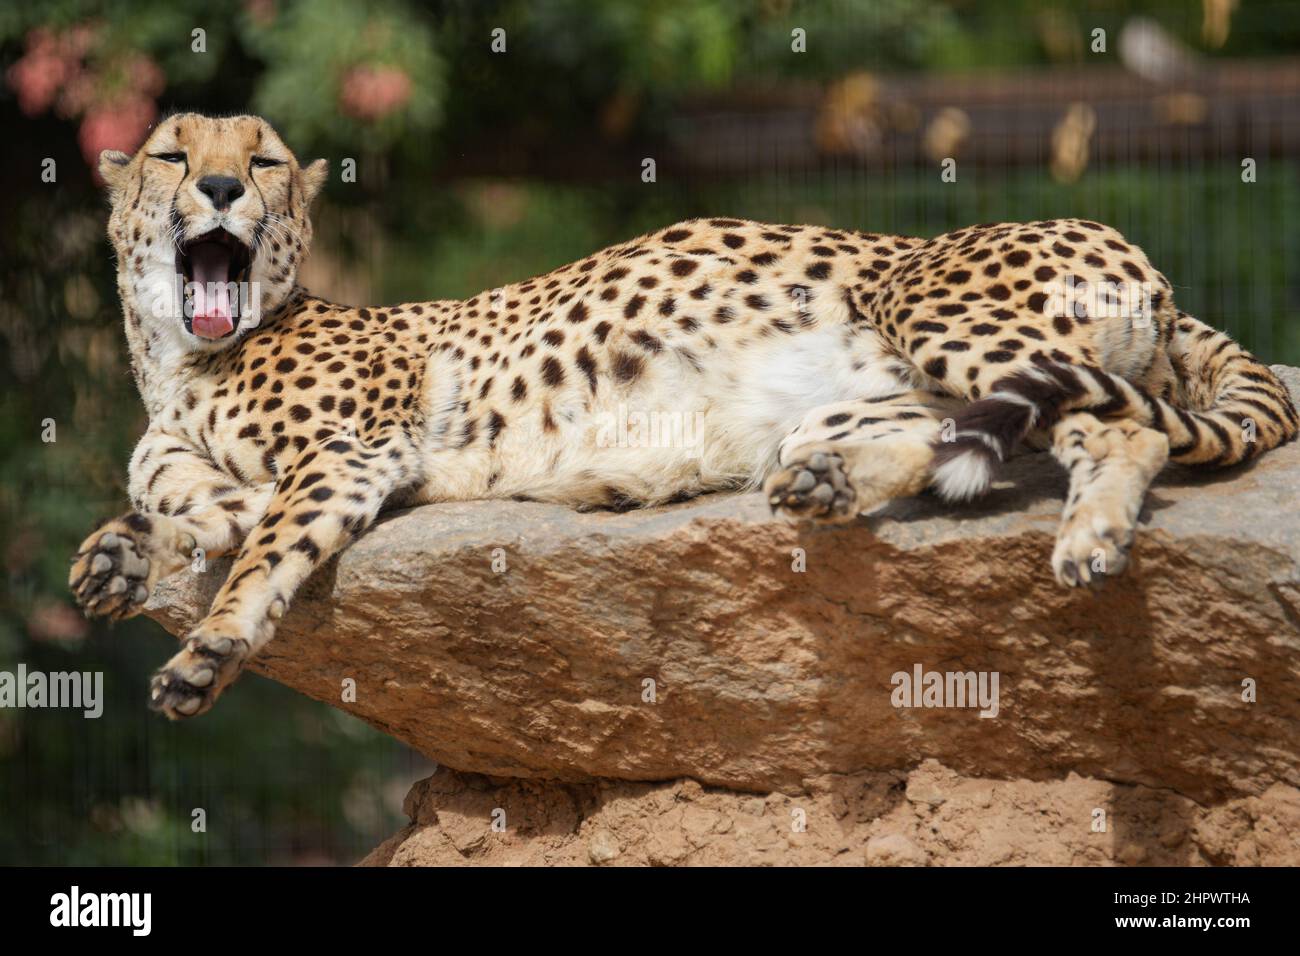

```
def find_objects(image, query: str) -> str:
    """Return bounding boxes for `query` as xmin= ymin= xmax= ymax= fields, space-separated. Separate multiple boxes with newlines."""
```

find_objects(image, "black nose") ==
xmin=196 ymin=175 xmax=245 ymax=211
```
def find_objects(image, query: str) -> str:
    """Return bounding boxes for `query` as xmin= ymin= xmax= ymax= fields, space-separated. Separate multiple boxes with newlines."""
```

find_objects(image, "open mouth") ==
xmin=177 ymin=228 xmax=252 ymax=340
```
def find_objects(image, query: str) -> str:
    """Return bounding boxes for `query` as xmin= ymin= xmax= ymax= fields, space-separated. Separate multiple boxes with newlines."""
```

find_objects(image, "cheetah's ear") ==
xmin=98 ymin=150 xmax=132 ymax=196
xmin=301 ymin=159 xmax=328 ymax=204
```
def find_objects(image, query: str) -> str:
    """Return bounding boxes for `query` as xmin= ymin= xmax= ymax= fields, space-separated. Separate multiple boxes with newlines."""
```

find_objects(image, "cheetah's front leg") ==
xmin=70 ymin=431 xmax=273 ymax=619
xmin=150 ymin=432 xmax=419 ymax=719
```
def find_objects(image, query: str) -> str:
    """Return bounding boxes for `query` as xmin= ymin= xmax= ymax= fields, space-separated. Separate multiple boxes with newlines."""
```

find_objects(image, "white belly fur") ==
xmin=416 ymin=321 xmax=911 ymax=507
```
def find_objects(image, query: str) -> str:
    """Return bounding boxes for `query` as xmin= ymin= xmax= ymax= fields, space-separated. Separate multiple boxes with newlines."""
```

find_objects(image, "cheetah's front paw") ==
xmin=69 ymin=516 xmax=157 ymax=620
xmin=150 ymin=629 xmax=250 ymax=719
xmin=765 ymin=449 xmax=857 ymax=523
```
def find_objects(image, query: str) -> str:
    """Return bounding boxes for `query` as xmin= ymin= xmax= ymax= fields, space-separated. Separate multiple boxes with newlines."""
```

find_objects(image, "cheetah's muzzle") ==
xmin=178 ymin=227 xmax=251 ymax=340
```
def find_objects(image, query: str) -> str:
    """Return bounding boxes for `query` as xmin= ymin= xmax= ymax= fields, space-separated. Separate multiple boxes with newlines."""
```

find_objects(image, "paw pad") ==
xmin=149 ymin=632 xmax=250 ymax=720
xmin=766 ymin=450 xmax=856 ymax=521
xmin=70 ymin=527 xmax=152 ymax=620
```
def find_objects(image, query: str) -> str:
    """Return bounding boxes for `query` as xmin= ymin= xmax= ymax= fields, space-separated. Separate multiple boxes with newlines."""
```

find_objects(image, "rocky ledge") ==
xmin=147 ymin=367 xmax=1300 ymax=865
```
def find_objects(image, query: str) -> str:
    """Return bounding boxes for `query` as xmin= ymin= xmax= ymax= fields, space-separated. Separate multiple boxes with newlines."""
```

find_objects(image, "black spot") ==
xmin=612 ymin=351 xmax=644 ymax=382
xmin=291 ymin=537 xmax=321 ymax=561
xmin=576 ymin=347 xmax=598 ymax=393
xmin=541 ymin=356 xmax=565 ymax=387
xmin=630 ymin=329 xmax=663 ymax=352
xmin=487 ymin=410 xmax=506 ymax=446
xmin=921 ymin=356 xmax=947 ymax=379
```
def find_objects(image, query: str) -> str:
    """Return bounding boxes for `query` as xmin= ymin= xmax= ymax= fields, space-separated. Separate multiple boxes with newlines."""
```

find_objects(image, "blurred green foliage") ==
xmin=1 ymin=0 xmax=1298 ymax=865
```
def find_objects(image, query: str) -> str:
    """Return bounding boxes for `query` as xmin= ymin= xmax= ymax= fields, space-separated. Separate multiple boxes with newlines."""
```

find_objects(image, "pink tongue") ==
xmin=189 ymin=242 xmax=234 ymax=339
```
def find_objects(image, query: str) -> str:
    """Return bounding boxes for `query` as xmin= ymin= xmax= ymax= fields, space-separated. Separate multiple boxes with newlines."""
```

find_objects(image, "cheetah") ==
xmin=70 ymin=114 xmax=1298 ymax=719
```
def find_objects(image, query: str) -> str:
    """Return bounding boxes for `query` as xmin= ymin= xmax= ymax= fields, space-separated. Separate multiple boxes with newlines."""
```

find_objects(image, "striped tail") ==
xmin=928 ymin=316 xmax=1298 ymax=502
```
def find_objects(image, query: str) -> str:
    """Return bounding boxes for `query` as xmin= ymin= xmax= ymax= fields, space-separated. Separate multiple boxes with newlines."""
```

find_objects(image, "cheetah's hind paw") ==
xmin=765 ymin=450 xmax=857 ymax=523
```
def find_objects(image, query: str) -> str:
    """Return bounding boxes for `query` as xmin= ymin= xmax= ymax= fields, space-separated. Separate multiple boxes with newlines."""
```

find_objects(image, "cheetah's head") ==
xmin=99 ymin=113 xmax=327 ymax=356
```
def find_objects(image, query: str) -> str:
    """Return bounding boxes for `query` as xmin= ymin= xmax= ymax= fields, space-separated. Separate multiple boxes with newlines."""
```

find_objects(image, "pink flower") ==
xmin=80 ymin=96 xmax=157 ymax=173
xmin=5 ymin=21 xmax=108 ymax=117
xmin=6 ymin=45 xmax=72 ymax=116
xmin=55 ymin=66 xmax=94 ymax=118
xmin=339 ymin=65 xmax=412 ymax=122
xmin=125 ymin=54 xmax=166 ymax=97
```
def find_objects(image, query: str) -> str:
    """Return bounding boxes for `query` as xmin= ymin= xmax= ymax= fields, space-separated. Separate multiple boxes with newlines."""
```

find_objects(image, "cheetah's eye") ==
xmin=150 ymin=152 xmax=186 ymax=164
xmin=250 ymin=156 xmax=284 ymax=169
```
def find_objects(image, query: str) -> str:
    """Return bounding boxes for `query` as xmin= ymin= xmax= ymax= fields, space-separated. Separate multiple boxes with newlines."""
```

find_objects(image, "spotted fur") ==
xmin=69 ymin=114 xmax=1298 ymax=718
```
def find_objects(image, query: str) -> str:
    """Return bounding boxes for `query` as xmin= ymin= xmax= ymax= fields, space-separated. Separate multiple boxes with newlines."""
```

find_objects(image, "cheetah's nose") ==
xmin=197 ymin=175 xmax=245 ymax=211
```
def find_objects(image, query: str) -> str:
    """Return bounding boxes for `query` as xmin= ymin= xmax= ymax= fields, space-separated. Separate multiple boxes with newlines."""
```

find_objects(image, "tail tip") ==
xmin=930 ymin=441 xmax=996 ymax=502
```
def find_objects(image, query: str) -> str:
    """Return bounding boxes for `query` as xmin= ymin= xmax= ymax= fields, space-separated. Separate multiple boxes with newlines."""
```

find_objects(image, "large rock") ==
xmin=147 ymin=368 xmax=1300 ymax=863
